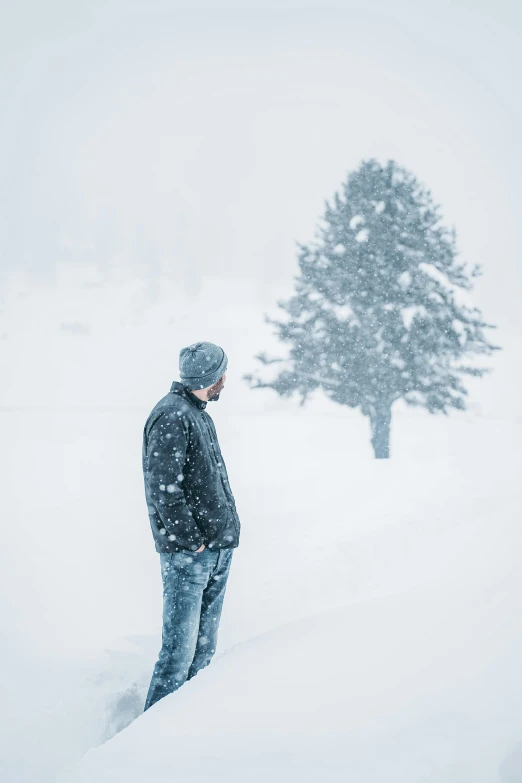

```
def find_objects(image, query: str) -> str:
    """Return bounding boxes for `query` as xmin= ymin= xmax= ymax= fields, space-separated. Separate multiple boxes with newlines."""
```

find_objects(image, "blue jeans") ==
xmin=144 ymin=547 xmax=234 ymax=711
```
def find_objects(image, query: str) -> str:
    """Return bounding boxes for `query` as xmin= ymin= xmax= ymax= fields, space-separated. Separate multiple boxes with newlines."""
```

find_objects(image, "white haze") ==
xmin=0 ymin=2 xmax=521 ymax=782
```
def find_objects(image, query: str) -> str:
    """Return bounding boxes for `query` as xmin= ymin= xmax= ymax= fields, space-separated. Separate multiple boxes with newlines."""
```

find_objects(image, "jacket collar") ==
xmin=170 ymin=380 xmax=207 ymax=410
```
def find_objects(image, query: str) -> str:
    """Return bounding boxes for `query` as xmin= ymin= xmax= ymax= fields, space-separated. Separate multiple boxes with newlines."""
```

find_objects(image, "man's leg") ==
xmin=144 ymin=550 xmax=213 ymax=711
xmin=187 ymin=548 xmax=234 ymax=681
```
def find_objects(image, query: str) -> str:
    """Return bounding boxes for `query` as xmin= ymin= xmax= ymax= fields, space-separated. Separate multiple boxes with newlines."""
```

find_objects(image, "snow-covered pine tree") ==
xmin=244 ymin=158 xmax=500 ymax=458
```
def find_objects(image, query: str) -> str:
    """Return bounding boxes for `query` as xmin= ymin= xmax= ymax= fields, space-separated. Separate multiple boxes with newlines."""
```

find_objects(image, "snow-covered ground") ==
xmin=54 ymin=496 xmax=522 ymax=783
xmin=1 ymin=272 xmax=521 ymax=782
xmin=3 ymin=414 xmax=522 ymax=782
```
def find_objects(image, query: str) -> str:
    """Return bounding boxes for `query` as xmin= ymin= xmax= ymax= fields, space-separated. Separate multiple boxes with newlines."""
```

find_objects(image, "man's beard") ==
xmin=207 ymin=381 xmax=224 ymax=401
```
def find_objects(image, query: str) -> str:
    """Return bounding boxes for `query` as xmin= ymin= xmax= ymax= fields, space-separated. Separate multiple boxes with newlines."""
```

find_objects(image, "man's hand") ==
xmin=195 ymin=544 xmax=206 ymax=553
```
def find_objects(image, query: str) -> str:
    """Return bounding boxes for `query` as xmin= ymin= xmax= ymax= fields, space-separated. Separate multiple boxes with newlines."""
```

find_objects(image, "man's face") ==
xmin=207 ymin=372 xmax=226 ymax=401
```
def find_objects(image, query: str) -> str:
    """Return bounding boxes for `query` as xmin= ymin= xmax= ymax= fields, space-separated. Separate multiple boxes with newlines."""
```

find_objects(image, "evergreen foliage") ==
xmin=244 ymin=159 xmax=500 ymax=458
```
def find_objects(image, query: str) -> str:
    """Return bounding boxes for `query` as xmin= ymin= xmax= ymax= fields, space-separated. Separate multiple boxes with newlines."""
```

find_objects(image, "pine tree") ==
xmin=244 ymin=158 xmax=501 ymax=458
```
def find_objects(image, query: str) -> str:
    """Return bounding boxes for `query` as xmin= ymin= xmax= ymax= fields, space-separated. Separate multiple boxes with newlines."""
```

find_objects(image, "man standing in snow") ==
xmin=142 ymin=341 xmax=241 ymax=711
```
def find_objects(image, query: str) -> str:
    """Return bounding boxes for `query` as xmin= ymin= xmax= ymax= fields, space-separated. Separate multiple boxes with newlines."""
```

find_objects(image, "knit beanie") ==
xmin=179 ymin=341 xmax=228 ymax=390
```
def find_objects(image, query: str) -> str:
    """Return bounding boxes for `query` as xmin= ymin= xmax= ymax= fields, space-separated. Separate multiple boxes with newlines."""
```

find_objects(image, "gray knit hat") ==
xmin=179 ymin=341 xmax=228 ymax=389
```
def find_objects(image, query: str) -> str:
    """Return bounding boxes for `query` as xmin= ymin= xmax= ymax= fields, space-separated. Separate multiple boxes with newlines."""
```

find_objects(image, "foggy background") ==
xmin=2 ymin=0 xmax=521 ymax=314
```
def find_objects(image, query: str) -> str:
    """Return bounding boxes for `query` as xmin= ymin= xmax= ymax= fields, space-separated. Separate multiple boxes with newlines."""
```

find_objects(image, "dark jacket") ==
xmin=142 ymin=381 xmax=241 ymax=553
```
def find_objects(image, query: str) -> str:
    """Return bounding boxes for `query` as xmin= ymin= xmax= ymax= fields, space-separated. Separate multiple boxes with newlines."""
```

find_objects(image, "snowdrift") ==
xmin=56 ymin=506 xmax=522 ymax=782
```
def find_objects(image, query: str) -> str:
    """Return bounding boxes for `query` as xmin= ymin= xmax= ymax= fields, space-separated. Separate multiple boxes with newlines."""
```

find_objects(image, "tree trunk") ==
xmin=369 ymin=402 xmax=392 ymax=459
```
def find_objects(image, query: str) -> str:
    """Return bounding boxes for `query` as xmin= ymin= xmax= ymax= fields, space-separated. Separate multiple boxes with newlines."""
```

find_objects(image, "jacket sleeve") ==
xmin=145 ymin=411 xmax=205 ymax=550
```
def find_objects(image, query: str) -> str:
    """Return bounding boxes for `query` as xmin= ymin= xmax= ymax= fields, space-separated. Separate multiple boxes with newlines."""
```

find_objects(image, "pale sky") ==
xmin=1 ymin=0 xmax=521 ymax=328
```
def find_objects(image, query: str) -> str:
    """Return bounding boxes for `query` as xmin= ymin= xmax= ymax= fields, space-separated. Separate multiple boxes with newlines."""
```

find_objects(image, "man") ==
xmin=142 ymin=341 xmax=241 ymax=711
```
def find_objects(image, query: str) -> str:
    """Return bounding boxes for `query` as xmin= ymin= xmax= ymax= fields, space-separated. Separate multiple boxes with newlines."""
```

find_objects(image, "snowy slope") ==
xmin=55 ymin=507 xmax=522 ymax=783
